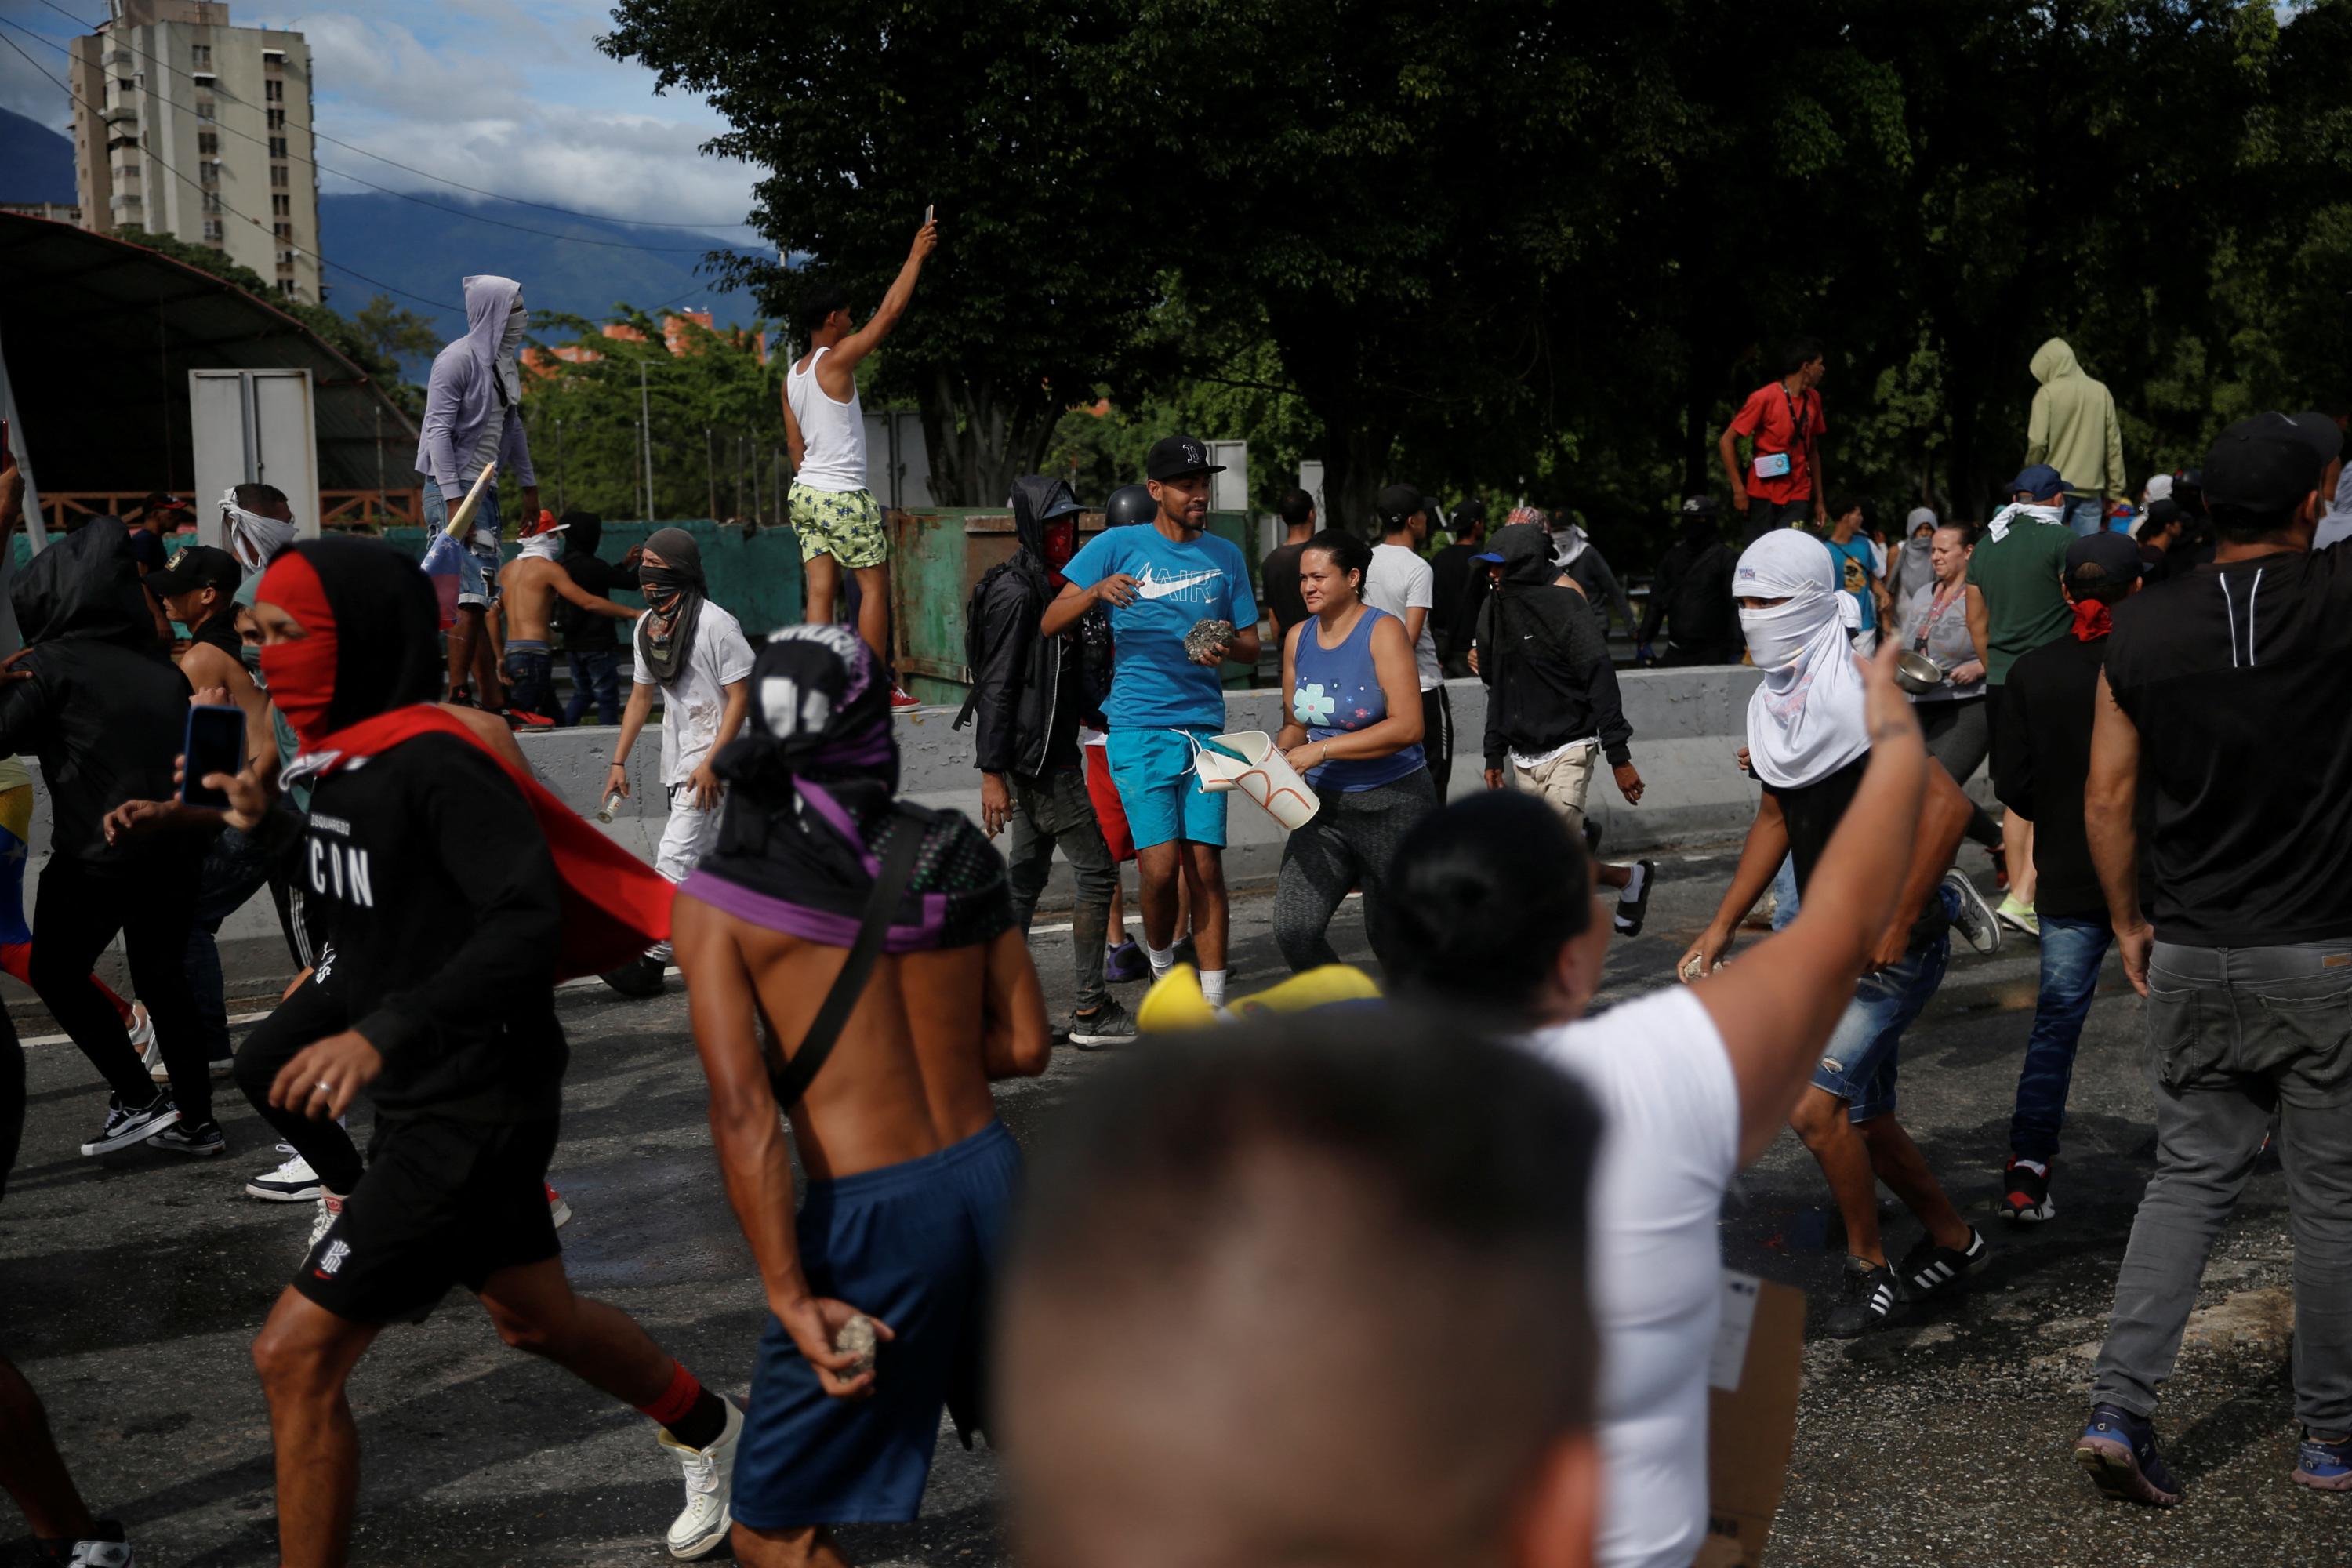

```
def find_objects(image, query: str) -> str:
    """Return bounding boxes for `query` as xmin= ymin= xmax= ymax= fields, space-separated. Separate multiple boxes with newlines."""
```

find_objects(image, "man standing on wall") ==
xmin=783 ymin=219 xmax=938 ymax=710
xmin=417 ymin=274 xmax=537 ymax=713
xmin=1721 ymin=337 xmax=1830 ymax=542
xmin=1043 ymin=435 xmax=1259 ymax=1009
xmin=2024 ymin=339 xmax=2127 ymax=539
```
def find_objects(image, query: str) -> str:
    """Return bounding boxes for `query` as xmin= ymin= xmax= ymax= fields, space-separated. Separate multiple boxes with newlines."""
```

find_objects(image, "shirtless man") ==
xmin=498 ymin=512 xmax=636 ymax=720
xmin=147 ymin=544 xmax=271 ymax=764
xmin=671 ymin=623 xmax=1050 ymax=1566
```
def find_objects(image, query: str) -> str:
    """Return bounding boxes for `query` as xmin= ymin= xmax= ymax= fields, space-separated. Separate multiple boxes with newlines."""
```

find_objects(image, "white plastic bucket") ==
xmin=1192 ymin=730 xmax=1319 ymax=831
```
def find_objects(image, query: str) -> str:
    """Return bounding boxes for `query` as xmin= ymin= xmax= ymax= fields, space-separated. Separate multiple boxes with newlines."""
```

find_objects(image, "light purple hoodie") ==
xmin=414 ymin=274 xmax=535 ymax=502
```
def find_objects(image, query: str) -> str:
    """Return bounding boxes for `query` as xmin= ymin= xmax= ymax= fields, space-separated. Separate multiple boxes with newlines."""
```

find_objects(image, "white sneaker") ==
xmin=656 ymin=1396 xmax=742 ymax=1559
xmin=307 ymin=1190 xmax=346 ymax=1253
xmin=64 ymin=1530 xmax=132 ymax=1566
xmin=246 ymin=1145 xmax=323 ymax=1203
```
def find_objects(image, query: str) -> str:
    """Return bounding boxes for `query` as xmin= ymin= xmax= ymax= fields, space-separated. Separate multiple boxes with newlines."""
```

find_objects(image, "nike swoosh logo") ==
xmin=1134 ymin=568 xmax=1225 ymax=601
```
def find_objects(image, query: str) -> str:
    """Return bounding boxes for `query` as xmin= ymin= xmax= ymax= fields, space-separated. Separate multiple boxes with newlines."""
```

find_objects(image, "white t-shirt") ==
xmin=1520 ymin=986 xmax=1741 ymax=1568
xmin=633 ymin=602 xmax=757 ymax=786
xmin=1363 ymin=543 xmax=1440 ymax=691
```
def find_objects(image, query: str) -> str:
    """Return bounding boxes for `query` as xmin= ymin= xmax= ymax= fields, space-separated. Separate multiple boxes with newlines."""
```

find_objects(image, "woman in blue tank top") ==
xmin=1272 ymin=529 xmax=1438 ymax=973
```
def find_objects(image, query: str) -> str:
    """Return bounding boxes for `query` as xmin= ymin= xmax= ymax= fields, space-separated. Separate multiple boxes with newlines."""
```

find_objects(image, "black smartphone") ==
xmin=180 ymin=703 xmax=245 ymax=808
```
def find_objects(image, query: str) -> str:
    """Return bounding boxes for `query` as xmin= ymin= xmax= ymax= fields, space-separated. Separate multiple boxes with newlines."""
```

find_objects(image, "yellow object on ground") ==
xmin=1135 ymin=963 xmax=1383 ymax=1033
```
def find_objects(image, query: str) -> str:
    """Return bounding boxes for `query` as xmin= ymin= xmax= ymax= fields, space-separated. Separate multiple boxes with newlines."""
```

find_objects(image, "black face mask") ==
xmin=641 ymin=564 xmax=695 ymax=608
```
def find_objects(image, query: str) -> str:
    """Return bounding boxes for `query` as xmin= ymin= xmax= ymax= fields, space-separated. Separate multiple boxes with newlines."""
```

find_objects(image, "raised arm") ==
xmin=1690 ymin=644 xmax=1929 ymax=1163
xmin=818 ymin=221 xmax=940 ymax=388
xmin=2085 ymin=667 xmax=2148 ymax=993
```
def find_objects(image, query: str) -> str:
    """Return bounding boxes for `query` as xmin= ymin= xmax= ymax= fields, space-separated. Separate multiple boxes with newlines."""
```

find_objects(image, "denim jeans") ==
xmin=503 ymin=641 xmax=555 ymax=719
xmin=184 ymin=825 xmax=274 ymax=1064
xmin=1005 ymin=764 xmax=1117 ymax=1014
xmin=2091 ymin=939 xmax=2352 ymax=1431
xmin=2061 ymin=492 xmax=2107 ymax=538
xmin=2009 ymin=913 xmax=2114 ymax=1161
xmin=1769 ymin=853 xmax=1802 ymax=931
xmin=1813 ymin=923 xmax=1952 ymax=1122
xmin=564 ymin=648 xmax=622 ymax=726
xmin=420 ymin=484 xmax=503 ymax=605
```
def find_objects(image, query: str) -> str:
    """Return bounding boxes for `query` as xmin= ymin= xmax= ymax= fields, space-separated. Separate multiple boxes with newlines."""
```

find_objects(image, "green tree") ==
xmin=600 ymin=0 xmax=1175 ymax=506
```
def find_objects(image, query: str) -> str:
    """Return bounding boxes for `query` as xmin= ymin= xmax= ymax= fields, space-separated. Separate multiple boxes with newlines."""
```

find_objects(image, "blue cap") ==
xmin=2005 ymin=464 xmax=2066 ymax=502
xmin=1472 ymin=550 xmax=1506 ymax=564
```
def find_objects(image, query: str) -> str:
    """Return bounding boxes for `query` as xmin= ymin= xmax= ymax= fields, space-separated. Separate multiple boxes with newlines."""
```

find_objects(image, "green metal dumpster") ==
xmin=887 ymin=508 xmax=1256 ymax=707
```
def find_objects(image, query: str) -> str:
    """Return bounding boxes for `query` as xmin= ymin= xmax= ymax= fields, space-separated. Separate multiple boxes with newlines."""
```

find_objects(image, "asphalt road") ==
xmin=3 ymin=842 xmax=2344 ymax=1566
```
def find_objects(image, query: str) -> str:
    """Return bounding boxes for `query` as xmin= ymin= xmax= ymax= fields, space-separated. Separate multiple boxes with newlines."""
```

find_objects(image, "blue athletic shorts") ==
xmin=729 ymin=1120 xmax=1021 ymax=1530
xmin=1104 ymin=727 xmax=1229 ymax=851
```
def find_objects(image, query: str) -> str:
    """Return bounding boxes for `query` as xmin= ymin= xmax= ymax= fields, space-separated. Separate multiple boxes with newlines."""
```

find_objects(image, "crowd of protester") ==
xmin=5 ymin=257 xmax=2351 ymax=1568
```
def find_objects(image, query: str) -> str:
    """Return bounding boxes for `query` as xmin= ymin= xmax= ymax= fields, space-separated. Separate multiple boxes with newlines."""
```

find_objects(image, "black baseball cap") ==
xmin=1454 ymin=498 xmax=1488 ymax=525
xmin=2201 ymin=412 xmax=2342 ymax=512
xmin=2063 ymin=530 xmax=2141 ymax=583
xmin=1375 ymin=482 xmax=1425 ymax=528
xmin=146 ymin=543 xmax=241 ymax=599
xmin=1145 ymin=434 xmax=1225 ymax=481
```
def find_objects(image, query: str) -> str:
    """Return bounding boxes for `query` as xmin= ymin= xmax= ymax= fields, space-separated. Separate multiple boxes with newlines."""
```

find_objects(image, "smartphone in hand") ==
xmin=180 ymin=703 xmax=245 ymax=808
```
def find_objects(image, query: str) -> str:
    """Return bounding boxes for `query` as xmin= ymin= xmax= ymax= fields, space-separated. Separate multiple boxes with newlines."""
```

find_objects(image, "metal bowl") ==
xmin=1893 ymin=650 xmax=1946 ymax=695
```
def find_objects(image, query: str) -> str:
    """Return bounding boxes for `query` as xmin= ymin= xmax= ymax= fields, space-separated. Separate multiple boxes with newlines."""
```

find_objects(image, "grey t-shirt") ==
xmin=1902 ymin=579 xmax=1984 ymax=702
xmin=1363 ymin=543 xmax=1440 ymax=691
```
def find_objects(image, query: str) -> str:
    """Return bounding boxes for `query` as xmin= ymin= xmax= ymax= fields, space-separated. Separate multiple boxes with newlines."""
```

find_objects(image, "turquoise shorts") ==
xmin=1104 ymin=728 xmax=1229 ymax=851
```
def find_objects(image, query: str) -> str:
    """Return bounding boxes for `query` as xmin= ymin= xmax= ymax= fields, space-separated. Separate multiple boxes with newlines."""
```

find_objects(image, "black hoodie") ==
xmin=558 ymin=513 xmax=632 ymax=653
xmin=967 ymin=476 xmax=1087 ymax=778
xmin=1473 ymin=523 xmax=1634 ymax=769
xmin=0 ymin=518 xmax=199 ymax=869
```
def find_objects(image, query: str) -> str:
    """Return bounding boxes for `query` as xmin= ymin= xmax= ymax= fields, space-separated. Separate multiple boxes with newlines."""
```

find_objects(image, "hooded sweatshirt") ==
xmin=0 ymin=518 xmax=198 ymax=869
xmin=416 ymin=275 xmax=535 ymax=510
xmin=2024 ymin=339 xmax=2125 ymax=500
xmin=257 ymin=539 xmax=669 ymax=1120
xmin=1473 ymin=522 xmax=1632 ymax=769
xmin=558 ymin=513 xmax=631 ymax=653
xmin=966 ymin=475 xmax=1085 ymax=778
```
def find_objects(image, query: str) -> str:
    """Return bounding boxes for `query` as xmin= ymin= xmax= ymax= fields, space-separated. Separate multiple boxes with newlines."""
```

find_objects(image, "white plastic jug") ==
xmin=1191 ymin=731 xmax=1319 ymax=831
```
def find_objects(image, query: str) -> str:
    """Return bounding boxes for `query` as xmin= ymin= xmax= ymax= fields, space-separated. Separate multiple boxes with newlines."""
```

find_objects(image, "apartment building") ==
xmin=69 ymin=0 xmax=321 ymax=303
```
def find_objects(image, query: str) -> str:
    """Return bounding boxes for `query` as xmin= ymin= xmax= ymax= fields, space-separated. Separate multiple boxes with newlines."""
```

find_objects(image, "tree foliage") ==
xmin=602 ymin=0 xmax=2352 ymax=566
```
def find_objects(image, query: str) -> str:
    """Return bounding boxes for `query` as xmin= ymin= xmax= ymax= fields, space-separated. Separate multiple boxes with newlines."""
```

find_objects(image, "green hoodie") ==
xmin=2024 ymin=338 xmax=2125 ymax=499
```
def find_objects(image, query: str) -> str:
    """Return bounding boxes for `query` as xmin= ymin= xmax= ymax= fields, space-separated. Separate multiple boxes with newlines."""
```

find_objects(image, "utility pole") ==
xmin=706 ymin=425 xmax=717 ymax=521
xmin=372 ymin=403 xmax=384 ymax=528
xmin=554 ymin=416 xmax=566 ymax=516
xmin=640 ymin=361 xmax=654 ymax=522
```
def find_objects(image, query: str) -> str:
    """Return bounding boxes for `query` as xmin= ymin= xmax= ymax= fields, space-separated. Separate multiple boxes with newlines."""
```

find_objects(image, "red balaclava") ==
xmin=255 ymin=551 xmax=339 ymax=748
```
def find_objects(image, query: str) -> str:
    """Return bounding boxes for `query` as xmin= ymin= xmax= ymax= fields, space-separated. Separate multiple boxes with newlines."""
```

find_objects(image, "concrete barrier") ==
xmin=26 ymin=663 xmax=1987 ymax=959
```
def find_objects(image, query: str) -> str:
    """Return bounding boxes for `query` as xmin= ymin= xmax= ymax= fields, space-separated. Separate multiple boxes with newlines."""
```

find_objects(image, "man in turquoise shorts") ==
xmin=1043 ymin=435 xmax=1258 ymax=1007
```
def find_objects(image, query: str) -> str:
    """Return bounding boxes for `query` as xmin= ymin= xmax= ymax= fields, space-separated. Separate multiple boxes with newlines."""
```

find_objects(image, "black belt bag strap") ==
xmin=764 ymin=804 xmax=926 ymax=1107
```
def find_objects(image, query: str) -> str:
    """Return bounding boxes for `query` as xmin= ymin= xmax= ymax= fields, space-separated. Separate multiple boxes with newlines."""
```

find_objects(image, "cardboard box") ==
xmin=1693 ymin=1272 xmax=1806 ymax=1568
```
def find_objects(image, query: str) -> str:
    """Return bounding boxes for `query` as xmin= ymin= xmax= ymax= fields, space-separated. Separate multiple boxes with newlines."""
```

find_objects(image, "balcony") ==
xmin=100 ymin=100 xmax=138 ymax=125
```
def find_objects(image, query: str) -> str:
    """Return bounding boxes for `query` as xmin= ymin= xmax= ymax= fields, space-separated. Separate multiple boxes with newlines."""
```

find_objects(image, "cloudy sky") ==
xmin=0 ymin=0 xmax=760 ymax=234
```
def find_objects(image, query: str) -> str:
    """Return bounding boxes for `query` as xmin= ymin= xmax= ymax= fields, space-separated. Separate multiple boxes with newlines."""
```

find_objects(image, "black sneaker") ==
xmin=1069 ymin=996 xmax=1138 ymax=1050
xmin=1822 ymin=1257 xmax=1907 ymax=1338
xmin=147 ymin=1119 xmax=226 ymax=1158
xmin=598 ymin=954 xmax=667 ymax=999
xmin=1941 ymin=869 xmax=2002 ymax=956
xmin=1897 ymin=1226 xmax=1987 ymax=1304
xmin=2074 ymin=1403 xmax=2183 ymax=1506
xmin=1998 ymin=1157 xmax=2055 ymax=1222
xmin=80 ymin=1092 xmax=181 ymax=1157
xmin=1613 ymin=859 xmax=1657 ymax=936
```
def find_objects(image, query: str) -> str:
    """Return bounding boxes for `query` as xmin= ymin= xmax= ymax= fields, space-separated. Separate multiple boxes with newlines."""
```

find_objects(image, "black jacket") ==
xmin=1638 ymin=534 xmax=1740 ymax=652
xmin=559 ymin=515 xmax=633 ymax=653
xmin=1475 ymin=524 xmax=1634 ymax=768
xmin=1991 ymin=633 xmax=2107 ymax=922
xmin=969 ymin=477 xmax=1083 ymax=779
xmin=0 ymin=518 xmax=200 ymax=870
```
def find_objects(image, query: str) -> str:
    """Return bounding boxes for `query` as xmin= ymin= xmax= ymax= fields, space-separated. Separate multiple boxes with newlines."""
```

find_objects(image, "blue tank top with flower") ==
xmin=1290 ymin=606 xmax=1425 ymax=792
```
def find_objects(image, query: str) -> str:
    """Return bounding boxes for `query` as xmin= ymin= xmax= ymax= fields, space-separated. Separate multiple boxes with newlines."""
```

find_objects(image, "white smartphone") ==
xmin=925 ymin=203 xmax=935 ymax=224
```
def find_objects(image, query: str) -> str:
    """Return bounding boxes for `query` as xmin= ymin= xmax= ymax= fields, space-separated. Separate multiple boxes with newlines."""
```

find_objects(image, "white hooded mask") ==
xmin=1733 ymin=530 xmax=1871 ymax=789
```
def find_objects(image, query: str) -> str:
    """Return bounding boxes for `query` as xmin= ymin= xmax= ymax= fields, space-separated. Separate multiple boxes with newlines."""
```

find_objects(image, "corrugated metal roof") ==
xmin=0 ymin=211 xmax=416 ymax=492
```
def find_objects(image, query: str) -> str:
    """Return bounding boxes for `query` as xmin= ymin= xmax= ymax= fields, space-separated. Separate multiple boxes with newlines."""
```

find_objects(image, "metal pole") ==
xmin=373 ymin=403 xmax=384 ymax=527
xmin=554 ymin=416 xmax=566 ymax=516
xmin=706 ymin=425 xmax=717 ymax=521
xmin=640 ymin=361 xmax=653 ymax=521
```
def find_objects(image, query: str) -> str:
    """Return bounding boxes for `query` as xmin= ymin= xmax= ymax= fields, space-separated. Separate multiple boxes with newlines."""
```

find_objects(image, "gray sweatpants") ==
xmin=2091 ymin=938 xmax=2352 ymax=1432
xmin=1004 ymin=763 xmax=1117 ymax=1014
xmin=1273 ymin=769 xmax=1438 ymax=975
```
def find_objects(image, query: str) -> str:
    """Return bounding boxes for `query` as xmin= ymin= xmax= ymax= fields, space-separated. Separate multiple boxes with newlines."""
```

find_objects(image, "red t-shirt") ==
xmin=1728 ymin=381 xmax=1826 ymax=505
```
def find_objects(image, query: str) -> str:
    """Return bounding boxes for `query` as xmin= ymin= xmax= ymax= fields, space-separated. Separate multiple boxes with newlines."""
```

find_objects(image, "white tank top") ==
xmin=786 ymin=346 xmax=869 ymax=494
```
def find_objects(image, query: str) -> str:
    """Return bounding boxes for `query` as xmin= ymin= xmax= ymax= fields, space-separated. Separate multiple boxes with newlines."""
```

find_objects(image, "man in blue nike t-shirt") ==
xmin=1042 ymin=434 xmax=1259 ymax=1007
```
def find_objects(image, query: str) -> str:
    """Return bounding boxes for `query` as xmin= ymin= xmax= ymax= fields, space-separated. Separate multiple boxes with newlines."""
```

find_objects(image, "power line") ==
xmin=25 ymin=0 xmax=764 ymax=233
xmin=0 ymin=15 xmax=746 ymax=257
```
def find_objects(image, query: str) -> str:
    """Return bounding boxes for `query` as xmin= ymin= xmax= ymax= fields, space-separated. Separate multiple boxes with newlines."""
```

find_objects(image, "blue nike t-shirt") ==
xmin=1061 ymin=525 xmax=1257 ymax=730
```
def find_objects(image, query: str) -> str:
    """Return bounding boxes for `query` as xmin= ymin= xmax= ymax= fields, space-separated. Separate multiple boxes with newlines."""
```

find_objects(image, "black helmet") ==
xmin=1105 ymin=483 xmax=1156 ymax=528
